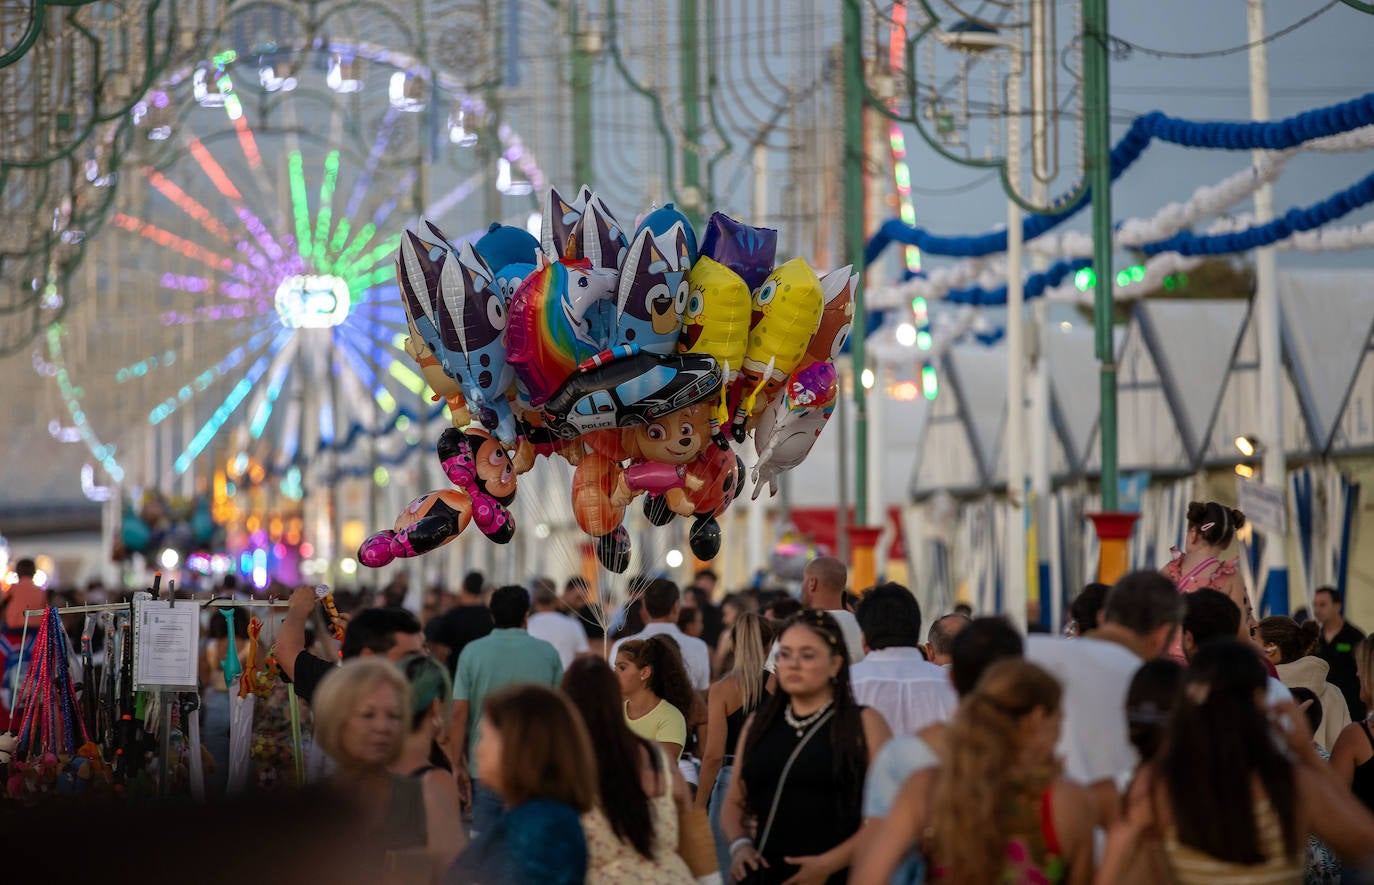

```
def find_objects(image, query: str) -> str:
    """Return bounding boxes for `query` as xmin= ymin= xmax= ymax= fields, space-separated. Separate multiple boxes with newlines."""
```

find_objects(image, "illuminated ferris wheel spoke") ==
xmin=144 ymin=169 xmax=236 ymax=243
xmin=148 ymin=322 xmax=280 ymax=426
xmin=245 ymin=335 xmax=300 ymax=441
xmin=313 ymin=150 xmax=342 ymax=263
xmin=339 ymin=106 xmax=402 ymax=231
xmin=423 ymin=171 xmax=487 ymax=222
xmin=173 ymin=330 xmax=291 ymax=474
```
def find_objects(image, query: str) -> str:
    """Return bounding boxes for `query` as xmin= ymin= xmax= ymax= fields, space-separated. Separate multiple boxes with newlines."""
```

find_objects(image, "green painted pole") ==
xmin=570 ymin=2 xmax=594 ymax=189
xmin=1083 ymin=0 xmax=1117 ymax=511
xmin=679 ymin=0 xmax=703 ymax=229
xmin=843 ymin=0 xmax=869 ymax=527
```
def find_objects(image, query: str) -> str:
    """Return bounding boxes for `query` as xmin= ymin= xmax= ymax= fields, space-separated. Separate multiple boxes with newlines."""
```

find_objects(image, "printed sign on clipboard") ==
xmin=133 ymin=599 xmax=201 ymax=691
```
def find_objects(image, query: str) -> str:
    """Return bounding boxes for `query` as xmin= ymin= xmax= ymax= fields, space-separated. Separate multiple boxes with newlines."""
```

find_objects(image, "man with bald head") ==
xmin=800 ymin=556 xmax=865 ymax=664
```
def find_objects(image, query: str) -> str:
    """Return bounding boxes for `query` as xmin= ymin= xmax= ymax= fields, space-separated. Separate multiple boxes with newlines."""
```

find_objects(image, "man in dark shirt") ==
xmin=424 ymin=570 xmax=493 ymax=676
xmin=275 ymin=586 xmax=424 ymax=703
xmin=1313 ymin=585 xmax=1366 ymax=721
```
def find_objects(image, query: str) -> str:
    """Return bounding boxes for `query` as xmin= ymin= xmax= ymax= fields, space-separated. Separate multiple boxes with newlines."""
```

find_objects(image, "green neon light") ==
xmin=288 ymin=151 xmax=311 ymax=260
xmin=314 ymin=150 xmax=340 ymax=265
xmin=343 ymin=232 xmax=402 ymax=277
xmin=921 ymin=365 xmax=939 ymax=400
xmin=335 ymin=222 xmax=377 ymax=268
xmin=329 ymin=217 xmax=353 ymax=255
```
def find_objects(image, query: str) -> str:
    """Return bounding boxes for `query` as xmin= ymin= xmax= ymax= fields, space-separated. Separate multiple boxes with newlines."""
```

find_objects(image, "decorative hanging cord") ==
xmin=864 ymin=91 xmax=1374 ymax=262
xmin=869 ymin=162 xmax=1374 ymax=307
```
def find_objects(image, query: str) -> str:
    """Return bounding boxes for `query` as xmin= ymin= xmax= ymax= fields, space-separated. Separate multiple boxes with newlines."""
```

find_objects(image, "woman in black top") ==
xmin=721 ymin=611 xmax=891 ymax=884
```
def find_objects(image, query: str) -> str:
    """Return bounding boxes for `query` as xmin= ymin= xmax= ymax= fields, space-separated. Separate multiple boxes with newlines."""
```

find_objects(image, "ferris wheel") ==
xmin=43 ymin=1 xmax=547 ymax=540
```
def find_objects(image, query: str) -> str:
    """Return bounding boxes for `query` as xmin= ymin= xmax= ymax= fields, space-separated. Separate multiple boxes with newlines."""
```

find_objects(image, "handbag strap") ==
xmin=755 ymin=707 xmax=835 ymax=856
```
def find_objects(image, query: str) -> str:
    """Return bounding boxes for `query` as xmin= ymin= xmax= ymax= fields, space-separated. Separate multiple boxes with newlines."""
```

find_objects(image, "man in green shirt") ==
xmin=448 ymin=583 xmax=563 ymax=836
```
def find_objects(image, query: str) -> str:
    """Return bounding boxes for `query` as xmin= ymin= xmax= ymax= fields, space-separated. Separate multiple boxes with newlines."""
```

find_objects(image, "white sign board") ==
xmin=1237 ymin=478 xmax=1286 ymax=536
xmin=133 ymin=599 xmax=201 ymax=691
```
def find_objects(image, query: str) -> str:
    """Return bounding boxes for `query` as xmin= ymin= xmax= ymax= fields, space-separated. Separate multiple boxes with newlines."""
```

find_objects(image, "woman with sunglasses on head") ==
xmin=721 ymin=611 xmax=891 ymax=885
xmin=392 ymin=655 xmax=466 ymax=875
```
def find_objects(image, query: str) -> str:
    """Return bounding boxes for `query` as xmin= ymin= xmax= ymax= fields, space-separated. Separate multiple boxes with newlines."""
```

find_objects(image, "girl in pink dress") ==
xmin=1162 ymin=501 xmax=1250 ymax=661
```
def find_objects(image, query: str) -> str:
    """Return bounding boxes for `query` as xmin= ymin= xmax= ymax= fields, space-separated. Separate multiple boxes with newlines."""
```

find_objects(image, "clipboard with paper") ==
xmin=132 ymin=598 xmax=201 ymax=691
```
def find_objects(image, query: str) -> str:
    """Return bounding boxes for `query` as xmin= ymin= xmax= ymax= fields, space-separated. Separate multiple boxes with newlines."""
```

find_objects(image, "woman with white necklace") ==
xmin=721 ymin=611 xmax=891 ymax=885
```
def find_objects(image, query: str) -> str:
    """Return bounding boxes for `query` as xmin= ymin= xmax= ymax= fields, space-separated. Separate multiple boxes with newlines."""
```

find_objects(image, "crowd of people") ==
xmin=4 ymin=497 xmax=1374 ymax=885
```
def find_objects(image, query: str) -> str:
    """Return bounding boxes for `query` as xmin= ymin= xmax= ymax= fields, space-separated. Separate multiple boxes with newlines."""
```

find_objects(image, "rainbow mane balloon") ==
xmin=507 ymin=257 xmax=614 ymax=406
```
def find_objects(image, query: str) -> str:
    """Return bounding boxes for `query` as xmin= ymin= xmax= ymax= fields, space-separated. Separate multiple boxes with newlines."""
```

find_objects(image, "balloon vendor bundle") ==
xmin=358 ymin=187 xmax=855 ymax=573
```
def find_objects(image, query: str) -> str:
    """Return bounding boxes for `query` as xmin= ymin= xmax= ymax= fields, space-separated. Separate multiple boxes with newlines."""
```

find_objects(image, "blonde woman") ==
xmin=312 ymin=657 xmax=427 ymax=857
xmin=696 ymin=612 xmax=773 ymax=879
xmin=851 ymin=659 xmax=1096 ymax=885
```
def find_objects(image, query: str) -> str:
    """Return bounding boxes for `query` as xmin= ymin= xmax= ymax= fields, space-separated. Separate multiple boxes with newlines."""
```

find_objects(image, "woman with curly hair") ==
xmin=616 ymin=634 xmax=698 ymax=761
xmin=721 ymin=611 xmax=891 ymax=885
xmin=851 ymin=659 xmax=1096 ymax=885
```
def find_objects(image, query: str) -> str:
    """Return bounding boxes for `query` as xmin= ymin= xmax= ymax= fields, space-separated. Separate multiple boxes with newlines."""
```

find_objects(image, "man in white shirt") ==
xmin=1026 ymin=570 xmax=1183 ymax=825
xmin=924 ymin=612 xmax=970 ymax=666
xmin=610 ymin=578 xmax=712 ymax=691
xmin=526 ymin=578 xmax=589 ymax=670
xmin=850 ymin=583 xmax=956 ymax=736
xmin=800 ymin=556 xmax=865 ymax=664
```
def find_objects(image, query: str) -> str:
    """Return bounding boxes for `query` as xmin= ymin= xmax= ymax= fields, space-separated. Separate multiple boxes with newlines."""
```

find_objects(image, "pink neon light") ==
xmin=233 ymin=113 xmax=262 ymax=169
xmin=145 ymin=168 xmax=233 ymax=241
xmin=115 ymin=212 xmax=233 ymax=272
xmin=187 ymin=138 xmax=244 ymax=200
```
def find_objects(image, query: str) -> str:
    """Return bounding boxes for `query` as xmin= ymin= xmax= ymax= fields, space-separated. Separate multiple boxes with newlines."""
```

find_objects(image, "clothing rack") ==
xmin=10 ymin=598 xmax=293 ymax=731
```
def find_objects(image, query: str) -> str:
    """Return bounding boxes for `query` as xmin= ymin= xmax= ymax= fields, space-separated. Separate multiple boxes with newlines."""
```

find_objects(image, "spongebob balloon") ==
xmin=754 ymin=264 xmax=855 ymax=408
xmin=679 ymin=255 xmax=751 ymax=437
xmin=610 ymin=222 xmax=692 ymax=355
xmin=727 ymin=257 xmax=824 ymax=442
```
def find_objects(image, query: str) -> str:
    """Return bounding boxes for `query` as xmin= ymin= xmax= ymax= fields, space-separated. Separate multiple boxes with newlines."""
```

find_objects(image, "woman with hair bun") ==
xmin=1258 ymin=617 xmax=1352 ymax=751
xmin=1162 ymin=501 xmax=1250 ymax=661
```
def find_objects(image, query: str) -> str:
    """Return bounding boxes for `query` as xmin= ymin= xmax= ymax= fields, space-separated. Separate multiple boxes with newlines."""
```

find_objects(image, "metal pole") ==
xmin=1249 ymin=0 xmax=1287 ymax=615
xmin=679 ymin=0 xmax=703 ymax=228
xmin=570 ymin=1 xmax=594 ymax=189
xmin=842 ymin=0 xmax=869 ymax=528
xmin=1083 ymin=0 xmax=1117 ymax=511
xmin=1005 ymin=47 xmax=1028 ymax=631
